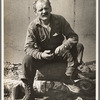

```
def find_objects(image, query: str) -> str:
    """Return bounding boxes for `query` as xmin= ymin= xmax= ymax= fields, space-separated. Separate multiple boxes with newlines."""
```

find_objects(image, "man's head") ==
xmin=33 ymin=0 xmax=52 ymax=22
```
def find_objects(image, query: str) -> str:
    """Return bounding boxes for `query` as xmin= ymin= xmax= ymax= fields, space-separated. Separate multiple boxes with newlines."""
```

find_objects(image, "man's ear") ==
xmin=34 ymin=12 xmax=37 ymax=16
xmin=34 ymin=10 xmax=38 ymax=16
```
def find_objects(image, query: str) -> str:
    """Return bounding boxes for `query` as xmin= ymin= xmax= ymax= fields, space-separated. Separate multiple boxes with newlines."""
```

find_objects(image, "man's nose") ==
xmin=42 ymin=9 xmax=46 ymax=13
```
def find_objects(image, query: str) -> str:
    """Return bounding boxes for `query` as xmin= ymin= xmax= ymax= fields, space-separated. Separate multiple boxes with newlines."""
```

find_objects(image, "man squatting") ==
xmin=21 ymin=0 xmax=84 ymax=100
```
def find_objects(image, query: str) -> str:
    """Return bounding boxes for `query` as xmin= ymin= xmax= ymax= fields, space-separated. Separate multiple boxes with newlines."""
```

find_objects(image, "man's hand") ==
xmin=67 ymin=37 xmax=78 ymax=44
xmin=54 ymin=44 xmax=66 ymax=55
xmin=54 ymin=37 xmax=78 ymax=56
xmin=41 ymin=50 xmax=54 ymax=60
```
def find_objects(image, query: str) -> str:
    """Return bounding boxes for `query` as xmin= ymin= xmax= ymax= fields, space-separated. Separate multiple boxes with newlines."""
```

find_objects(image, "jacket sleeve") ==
xmin=24 ymin=23 xmax=42 ymax=59
xmin=60 ymin=16 xmax=78 ymax=47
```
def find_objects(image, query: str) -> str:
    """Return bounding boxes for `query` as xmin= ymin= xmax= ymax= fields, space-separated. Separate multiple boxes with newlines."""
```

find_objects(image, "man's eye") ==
xmin=39 ymin=9 xmax=43 ymax=11
xmin=45 ymin=8 xmax=49 ymax=10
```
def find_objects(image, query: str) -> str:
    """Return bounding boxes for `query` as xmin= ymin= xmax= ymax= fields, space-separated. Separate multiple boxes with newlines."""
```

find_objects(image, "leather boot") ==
xmin=22 ymin=79 xmax=35 ymax=100
xmin=62 ymin=75 xmax=74 ymax=85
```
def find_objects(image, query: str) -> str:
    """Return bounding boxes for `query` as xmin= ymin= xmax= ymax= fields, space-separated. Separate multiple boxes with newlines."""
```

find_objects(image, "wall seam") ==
xmin=73 ymin=0 xmax=76 ymax=29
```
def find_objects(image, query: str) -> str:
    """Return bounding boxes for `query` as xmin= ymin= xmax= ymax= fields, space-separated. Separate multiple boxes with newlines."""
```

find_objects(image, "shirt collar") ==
xmin=34 ymin=16 xmax=41 ymax=25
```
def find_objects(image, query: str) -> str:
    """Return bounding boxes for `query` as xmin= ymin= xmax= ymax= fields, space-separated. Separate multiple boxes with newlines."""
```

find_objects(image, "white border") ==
xmin=1 ymin=0 xmax=4 ymax=100
xmin=96 ymin=0 xmax=98 ymax=100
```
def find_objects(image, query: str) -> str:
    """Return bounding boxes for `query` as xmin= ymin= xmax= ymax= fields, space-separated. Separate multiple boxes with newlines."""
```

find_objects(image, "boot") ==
xmin=22 ymin=79 xmax=35 ymax=100
xmin=64 ymin=61 xmax=76 ymax=85
xmin=62 ymin=75 xmax=74 ymax=85
xmin=64 ymin=62 xmax=79 ymax=84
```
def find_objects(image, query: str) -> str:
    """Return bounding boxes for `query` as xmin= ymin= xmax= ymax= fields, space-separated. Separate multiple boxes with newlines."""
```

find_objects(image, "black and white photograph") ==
xmin=3 ymin=0 xmax=97 ymax=100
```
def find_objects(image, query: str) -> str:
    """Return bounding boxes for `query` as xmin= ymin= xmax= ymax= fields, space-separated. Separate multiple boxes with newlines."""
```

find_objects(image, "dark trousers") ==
xmin=21 ymin=43 xmax=84 ymax=84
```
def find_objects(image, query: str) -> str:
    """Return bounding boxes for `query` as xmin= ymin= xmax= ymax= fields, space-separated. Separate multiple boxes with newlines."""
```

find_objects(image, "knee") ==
xmin=77 ymin=43 xmax=84 ymax=51
xmin=22 ymin=55 xmax=34 ymax=64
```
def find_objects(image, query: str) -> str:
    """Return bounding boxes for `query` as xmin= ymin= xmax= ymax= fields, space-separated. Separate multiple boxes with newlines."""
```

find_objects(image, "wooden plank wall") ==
xmin=4 ymin=0 xmax=96 ymax=63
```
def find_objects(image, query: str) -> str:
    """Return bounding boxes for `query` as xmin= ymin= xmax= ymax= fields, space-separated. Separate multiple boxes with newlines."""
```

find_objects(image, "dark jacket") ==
xmin=24 ymin=14 xmax=78 ymax=59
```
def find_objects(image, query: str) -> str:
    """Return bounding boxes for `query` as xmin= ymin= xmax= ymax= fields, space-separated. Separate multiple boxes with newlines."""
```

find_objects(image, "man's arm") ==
xmin=55 ymin=16 xmax=78 ymax=55
xmin=61 ymin=16 xmax=78 ymax=47
xmin=24 ymin=23 xmax=43 ymax=59
xmin=24 ymin=23 xmax=54 ymax=60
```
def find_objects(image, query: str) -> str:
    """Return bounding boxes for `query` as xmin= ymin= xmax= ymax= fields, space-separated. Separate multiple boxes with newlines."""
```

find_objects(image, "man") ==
xmin=21 ymin=0 xmax=84 ymax=99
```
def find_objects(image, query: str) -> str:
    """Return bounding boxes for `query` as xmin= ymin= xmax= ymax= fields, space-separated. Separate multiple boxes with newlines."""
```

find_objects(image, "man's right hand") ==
xmin=41 ymin=50 xmax=54 ymax=60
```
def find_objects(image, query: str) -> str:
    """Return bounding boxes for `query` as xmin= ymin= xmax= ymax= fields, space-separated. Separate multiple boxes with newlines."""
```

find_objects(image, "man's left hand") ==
xmin=54 ymin=44 xmax=67 ymax=55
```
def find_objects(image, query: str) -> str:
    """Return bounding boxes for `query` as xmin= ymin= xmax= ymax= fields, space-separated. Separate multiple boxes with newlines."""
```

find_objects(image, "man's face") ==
xmin=36 ymin=1 xmax=51 ymax=21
